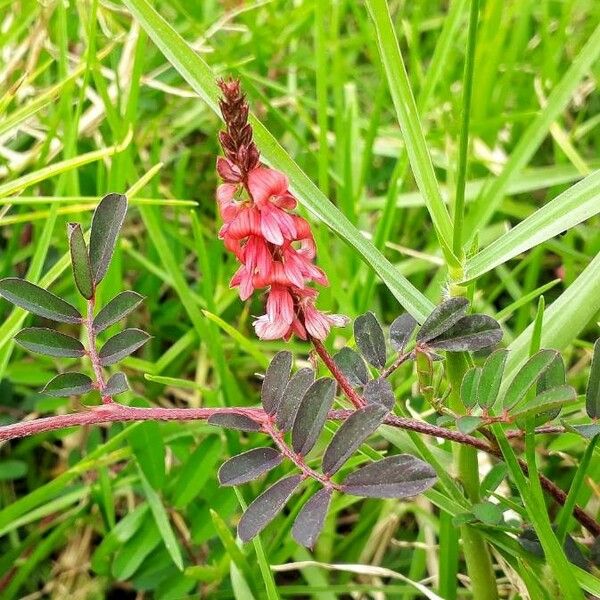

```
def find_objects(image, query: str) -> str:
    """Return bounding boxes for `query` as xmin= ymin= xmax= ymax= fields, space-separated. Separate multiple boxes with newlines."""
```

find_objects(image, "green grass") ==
xmin=0 ymin=0 xmax=600 ymax=598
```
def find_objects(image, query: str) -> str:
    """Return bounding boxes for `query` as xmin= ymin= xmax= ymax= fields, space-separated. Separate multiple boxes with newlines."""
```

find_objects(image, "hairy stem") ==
xmin=85 ymin=294 xmax=110 ymax=403
xmin=0 ymin=387 xmax=598 ymax=535
xmin=310 ymin=337 xmax=365 ymax=408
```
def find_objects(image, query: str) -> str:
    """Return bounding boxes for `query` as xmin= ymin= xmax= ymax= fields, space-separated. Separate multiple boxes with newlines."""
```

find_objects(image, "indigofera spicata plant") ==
xmin=1 ymin=80 xmax=600 ymax=571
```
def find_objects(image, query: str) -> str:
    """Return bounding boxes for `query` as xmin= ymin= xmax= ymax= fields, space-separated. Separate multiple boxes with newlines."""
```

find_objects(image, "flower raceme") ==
xmin=216 ymin=79 xmax=346 ymax=341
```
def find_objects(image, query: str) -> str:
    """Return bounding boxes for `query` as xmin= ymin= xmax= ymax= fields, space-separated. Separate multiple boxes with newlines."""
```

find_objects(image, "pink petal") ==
xmin=260 ymin=210 xmax=285 ymax=245
xmin=248 ymin=167 xmax=289 ymax=205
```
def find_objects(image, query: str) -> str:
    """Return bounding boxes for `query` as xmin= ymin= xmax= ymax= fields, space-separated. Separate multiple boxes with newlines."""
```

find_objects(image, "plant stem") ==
xmin=1 ymin=395 xmax=598 ymax=536
xmin=446 ymin=352 xmax=498 ymax=600
xmin=85 ymin=294 xmax=110 ymax=403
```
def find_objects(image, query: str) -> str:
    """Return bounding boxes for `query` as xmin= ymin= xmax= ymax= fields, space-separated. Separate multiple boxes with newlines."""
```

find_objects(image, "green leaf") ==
xmin=218 ymin=448 xmax=282 ymax=487
xmin=333 ymin=347 xmax=369 ymax=386
xmin=472 ymin=502 xmax=504 ymax=526
xmin=67 ymin=223 xmax=93 ymax=299
xmin=354 ymin=312 xmax=387 ymax=369
xmin=427 ymin=315 xmax=502 ymax=352
xmin=417 ymin=298 xmax=469 ymax=344
xmin=98 ymin=328 xmax=151 ymax=366
xmin=562 ymin=422 xmax=600 ymax=440
xmin=586 ymin=339 xmax=600 ymax=419
xmin=365 ymin=0 xmax=456 ymax=262
xmin=292 ymin=377 xmax=336 ymax=456
xmin=104 ymin=372 xmax=129 ymax=396
xmin=237 ymin=475 xmax=303 ymax=543
xmin=480 ymin=463 xmax=508 ymax=498
xmin=342 ymin=454 xmax=437 ymax=498
xmin=389 ymin=313 xmax=418 ymax=352
xmin=460 ymin=367 xmax=481 ymax=410
xmin=478 ymin=349 xmax=508 ymax=410
xmin=503 ymin=349 xmax=560 ymax=410
xmin=322 ymin=404 xmax=388 ymax=475
xmin=465 ymin=22 xmax=600 ymax=239
xmin=506 ymin=253 xmax=600 ymax=382
xmin=122 ymin=0 xmax=435 ymax=323
xmin=275 ymin=367 xmax=315 ymax=432
xmin=0 ymin=278 xmax=81 ymax=324
xmin=209 ymin=509 xmax=254 ymax=586
xmin=511 ymin=385 xmax=577 ymax=420
xmin=0 ymin=460 xmax=28 ymax=481
xmin=41 ymin=373 xmax=93 ymax=397
xmin=15 ymin=327 xmax=85 ymax=358
xmin=291 ymin=488 xmax=332 ymax=549
xmin=138 ymin=468 xmax=183 ymax=570
xmin=93 ymin=291 xmax=144 ymax=333
xmin=172 ymin=436 xmax=222 ymax=508
xmin=129 ymin=414 xmax=165 ymax=490
xmin=464 ymin=169 xmax=600 ymax=280
xmin=456 ymin=416 xmax=483 ymax=434
xmin=261 ymin=351 xmax=292 ymax=414
xmin=89 ymin=193 xmax=128 ymax=284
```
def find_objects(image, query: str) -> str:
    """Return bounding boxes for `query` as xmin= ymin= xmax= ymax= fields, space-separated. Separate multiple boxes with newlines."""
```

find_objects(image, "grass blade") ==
xmin=464 ymin=169 xmax=600 ymax=280
xmin=365 ymin=0 xmax=456 ymax=263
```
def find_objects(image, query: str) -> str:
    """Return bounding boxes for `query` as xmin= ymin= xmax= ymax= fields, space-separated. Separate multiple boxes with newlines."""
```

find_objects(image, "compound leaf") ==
xmin=292 ymin=377 xmax=336 ymax=455
xmin=0 ymin=278 xmax=81 ymax=324
xmin=354 ymin=312 xmax=386 ymax=369
xmin=342 ymin=454 xmax=437 ymax=498
xmin=218 ymin=447 xmax=282 ymax=487
xmin=98 ymin=328 xmax=151 ymax=366
xmin=237 ymin=474 xmax=303 ymax=542
xmin=322 ymin=404 xmax=388 ymax=475
xmin=291 ymin=488 xmax=332 ymax=549
xmin=15 ymin=327 xmax=85 ymax=358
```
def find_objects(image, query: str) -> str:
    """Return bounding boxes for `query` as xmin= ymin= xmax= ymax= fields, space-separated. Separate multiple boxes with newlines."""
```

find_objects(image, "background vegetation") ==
xmin=1 ymin=0 xmax=600 ymax=598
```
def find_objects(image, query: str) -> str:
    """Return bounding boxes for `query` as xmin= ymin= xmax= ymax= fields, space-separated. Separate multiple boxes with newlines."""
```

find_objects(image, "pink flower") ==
xmin=217 ymin=142 xmax=346 ymax=341
xmin=301 ymin=297 xmax=348 ymax=340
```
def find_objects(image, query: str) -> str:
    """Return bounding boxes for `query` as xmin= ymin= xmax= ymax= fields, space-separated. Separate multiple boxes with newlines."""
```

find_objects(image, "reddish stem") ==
xmin=310 ymin=337 xmax=365 ymax=409
xmin=262 ymin=419 xmax=340 ymax=491
xmin=85 ymin=295 xmax=111 ymax=404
